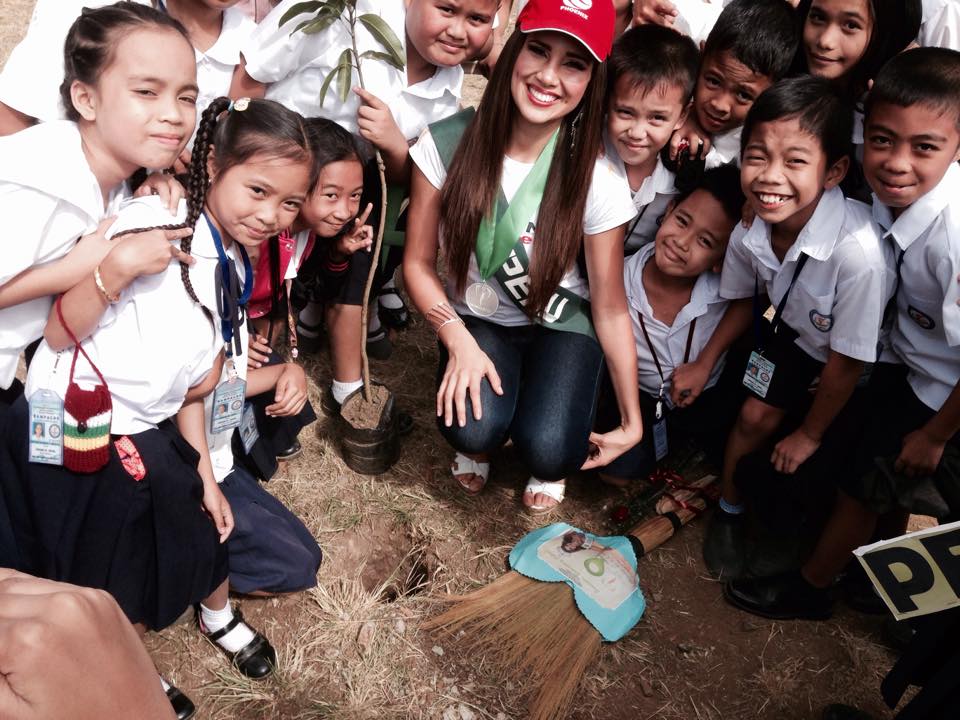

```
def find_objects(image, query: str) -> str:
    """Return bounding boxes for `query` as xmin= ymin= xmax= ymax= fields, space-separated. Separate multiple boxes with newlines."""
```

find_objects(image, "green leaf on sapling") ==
xmin=357 ymin=13 xmax=406 ymax=69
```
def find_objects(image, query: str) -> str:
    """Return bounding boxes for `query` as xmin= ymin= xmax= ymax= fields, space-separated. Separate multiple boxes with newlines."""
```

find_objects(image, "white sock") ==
xmin=331 ymin=378 xmax=363 ymax=405
xmin=297 ymin=301 xmax=324 ymax=337
xmin=379 ymin=278 xmax=404 ymax=310
xmin=200 ymin=602 xmax=256 ymax=653
xmin=160 ymin=676 xmax=172 ymax=693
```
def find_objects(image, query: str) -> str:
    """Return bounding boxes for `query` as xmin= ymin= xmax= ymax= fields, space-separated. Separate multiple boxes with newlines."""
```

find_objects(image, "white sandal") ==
xmin=451 ymin=452 xmax=490 ymax=495
xmin=523 ymin=477 xmax=566 ymax=515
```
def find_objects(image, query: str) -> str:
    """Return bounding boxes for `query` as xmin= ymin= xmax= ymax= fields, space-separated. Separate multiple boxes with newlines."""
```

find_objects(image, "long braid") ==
xmin=179 ymin=96 xmax=232 ymax=305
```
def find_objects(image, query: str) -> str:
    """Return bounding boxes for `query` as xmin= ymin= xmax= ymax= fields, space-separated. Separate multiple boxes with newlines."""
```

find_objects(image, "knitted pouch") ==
xmin=56 ymin=297 xmax=112 ymax=473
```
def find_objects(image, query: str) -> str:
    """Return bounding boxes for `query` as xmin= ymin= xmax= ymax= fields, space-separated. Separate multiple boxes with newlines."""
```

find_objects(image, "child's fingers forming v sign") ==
xmin=336 ymin=203 xmax=374 ymax=256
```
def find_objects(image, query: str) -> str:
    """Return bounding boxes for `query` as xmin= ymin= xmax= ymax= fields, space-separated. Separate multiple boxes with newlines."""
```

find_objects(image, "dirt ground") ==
xmin=0 ymin=5 xmax=918 ymax=719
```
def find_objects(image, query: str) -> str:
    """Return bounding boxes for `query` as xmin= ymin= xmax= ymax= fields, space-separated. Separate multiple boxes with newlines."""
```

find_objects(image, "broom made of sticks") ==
xmin=424 ymin=474 xmax=717 ymax=720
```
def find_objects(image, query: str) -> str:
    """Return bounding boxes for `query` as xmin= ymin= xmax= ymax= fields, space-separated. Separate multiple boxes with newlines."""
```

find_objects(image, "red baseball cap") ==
xmin=517 ymin=0 xmax=616 ymax=63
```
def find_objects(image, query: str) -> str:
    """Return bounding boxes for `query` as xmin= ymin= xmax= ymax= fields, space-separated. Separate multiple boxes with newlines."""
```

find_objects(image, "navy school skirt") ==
xmin=3 ymin=396 xmax=228 ymax=630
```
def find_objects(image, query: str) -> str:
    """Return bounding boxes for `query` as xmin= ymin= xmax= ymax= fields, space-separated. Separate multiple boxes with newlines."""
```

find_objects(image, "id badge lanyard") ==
xmin=753 ymin=252 xmax=810 ymax=354
xmin=637 ymin=313 xmax=697 ymax=461
xmin=205 ymin=214 xmax=254 ymax=434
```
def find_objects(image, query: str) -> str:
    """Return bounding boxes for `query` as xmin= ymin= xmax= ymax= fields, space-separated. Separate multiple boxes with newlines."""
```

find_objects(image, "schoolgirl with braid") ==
xmin=3 ymin=96 xmax=315 ymax=718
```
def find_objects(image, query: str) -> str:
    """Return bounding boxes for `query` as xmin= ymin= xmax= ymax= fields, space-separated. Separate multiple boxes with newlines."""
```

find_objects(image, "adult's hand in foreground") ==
xmin=0 ymin=570 xmax=174 ymax=720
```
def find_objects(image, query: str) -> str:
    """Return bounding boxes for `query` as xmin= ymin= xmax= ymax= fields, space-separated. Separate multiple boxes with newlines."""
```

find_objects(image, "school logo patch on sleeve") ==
xmin=809 ymin=310 xmax=834 ymax=332
xmin=907 ymin=305 xmax=936 ymax=330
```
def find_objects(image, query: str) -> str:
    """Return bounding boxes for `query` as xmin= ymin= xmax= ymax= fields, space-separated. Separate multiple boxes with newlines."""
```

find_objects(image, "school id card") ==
xmin=211 ymin=378 xmax=246 ymax=434
xmin=28 ymin=390 xmax=64 ymax=465
xmin=239 ymin=402 xmax=259 ymax=454
xmin=743 ymin=351 xmax=775 ymax=399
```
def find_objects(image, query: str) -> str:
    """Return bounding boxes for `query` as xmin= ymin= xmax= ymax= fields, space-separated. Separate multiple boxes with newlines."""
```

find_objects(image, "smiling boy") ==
xmin=604 ymin=24 xmax=699 ymax=252
xmin=703 ymin=76 xmax=892 ymax=580
xmin=725 ymin=48 xmax=960 ymax=620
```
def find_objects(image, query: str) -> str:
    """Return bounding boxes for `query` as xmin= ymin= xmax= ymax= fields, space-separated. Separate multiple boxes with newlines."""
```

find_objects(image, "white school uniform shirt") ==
xmin=0 ymin=121 xmax=130 ymax=390
xmin=720 ymin=187 xmax=893 ymax=364
xmin=0 ymin=0 xmax=151 ymax=122
xmin=874 ymin=163 xmax=960 ymax=411
xmin=604 ymin=134 xmax=678 ymax=253
xmin=625 ymin=244 xmax=729 ymax=406
xmin=242 ymin=0 xmax=463 ymax=139
xmin=190 ymin=7 xmax=257 ymax=142
xmin=411 ymin=128 xmax=636 ymax=326
xmin=26 ymin=197 xmax=239 ymax=435
xmin=670 ymin=0 xmax=726 ymax=45
xmin=920 ymin=0 xmax=960 ymax=51
xmin=704 ymin=126 xmax=742 ymax=170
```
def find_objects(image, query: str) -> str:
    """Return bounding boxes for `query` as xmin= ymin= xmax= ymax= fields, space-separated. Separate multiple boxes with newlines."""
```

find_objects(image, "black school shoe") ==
xmin=723 ymin=570 xmax=833 ymax=621
xmin=703 ymin=510 xmax=747 ymax=579
xmin=200 ymin=609 xmax=277 ymax=679
xmin=165 ymin=683 xmax=196 ymax=720
xmin=276 ymin=440 xmax=303 ymax=462
xmin=821 ymin=704 xmax=876 ymax=720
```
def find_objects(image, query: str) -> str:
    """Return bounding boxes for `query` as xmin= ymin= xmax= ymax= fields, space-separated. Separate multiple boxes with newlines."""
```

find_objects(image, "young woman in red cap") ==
xmin=404 ymin=0 xmax=642 ymax=513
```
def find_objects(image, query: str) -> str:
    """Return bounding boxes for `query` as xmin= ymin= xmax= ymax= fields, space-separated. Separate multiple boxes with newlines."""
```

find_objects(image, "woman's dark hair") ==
xmin=673 ymin=165 xmax=746 ymax=226
xmin=60 ymin=2 xmax=191 ymax=121
xmin=793 ymin=0 xmax=922 ymax=100
xmin=439 ymin=31 xmax=608 ymax=318
xmin=741 ymin=76 xmax=854 ymax=167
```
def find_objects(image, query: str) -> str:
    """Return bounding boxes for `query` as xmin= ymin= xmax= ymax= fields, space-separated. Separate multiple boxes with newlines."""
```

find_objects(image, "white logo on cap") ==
xmin=562 ymin=0 xmax=591 ymax=18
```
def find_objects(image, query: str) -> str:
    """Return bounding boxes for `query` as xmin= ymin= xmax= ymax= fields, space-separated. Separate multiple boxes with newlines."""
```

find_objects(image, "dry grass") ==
xmin=1 ymin=4 xmax=905 ymax=719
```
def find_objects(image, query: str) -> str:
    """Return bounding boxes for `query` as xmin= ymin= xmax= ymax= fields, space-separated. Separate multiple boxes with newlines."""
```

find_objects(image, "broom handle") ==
xmin=625 ymin=474 xmax=716 ymax=558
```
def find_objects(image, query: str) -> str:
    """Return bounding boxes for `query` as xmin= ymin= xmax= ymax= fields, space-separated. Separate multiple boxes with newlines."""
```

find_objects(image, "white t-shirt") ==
xmin=720 ymin=187 xmax=893 ymax=364
xmin=874 ymin=163 xmax=960 ymax=411
xmin=410 ymin=127 xmax=636 ymax=327
xmin=625 ymin=243 xmax=729 ymax=405
xmin=243 ymin=0 xmax=463 ymax=140
xmin=0 ymin=121 xmax=131 ymax=390
xmin=920 ymin=0 xmax=960 ymax=51
xmin=25 ymin=197 xmax=239 ymax=435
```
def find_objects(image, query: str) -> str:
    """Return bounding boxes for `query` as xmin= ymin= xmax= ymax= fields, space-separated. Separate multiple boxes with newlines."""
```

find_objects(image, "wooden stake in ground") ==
xmin=424 ymin=475 xmax=718 ymax=720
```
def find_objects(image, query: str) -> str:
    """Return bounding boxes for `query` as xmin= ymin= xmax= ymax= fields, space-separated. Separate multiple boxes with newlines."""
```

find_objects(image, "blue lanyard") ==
xmin=204 ymin=214 xmax=253 ymax=359
xmin=753 ymin=253 xmax=809 ymax=352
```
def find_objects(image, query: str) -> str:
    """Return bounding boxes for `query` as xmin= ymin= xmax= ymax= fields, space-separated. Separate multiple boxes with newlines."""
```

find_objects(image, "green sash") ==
xmin=429 ymin=109 xmax=595 ymax=338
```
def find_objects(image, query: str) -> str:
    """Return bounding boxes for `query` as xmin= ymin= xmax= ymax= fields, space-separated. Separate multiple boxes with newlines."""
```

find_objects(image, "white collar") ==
xmin=633 ymin=156 xmax=676 ymax=206
xmin=201 ymin=7 xmax=255 ymax=66
xmin=744 ymin=186 xmax=847 ymax=266
xmin=872 ymin=162 xmax=960 ymax=251
xmin=709 ymin=126 xmax=742 ymax=166
xmin=0 ymin=121 xmax=107 ymax=219
xmin=403 ymin=63 xmax=464 ymax=100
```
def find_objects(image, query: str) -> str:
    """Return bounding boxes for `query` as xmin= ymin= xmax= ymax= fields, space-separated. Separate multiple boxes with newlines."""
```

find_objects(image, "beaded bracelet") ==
xmin=94 ymin=265 xmax=120 ymax=304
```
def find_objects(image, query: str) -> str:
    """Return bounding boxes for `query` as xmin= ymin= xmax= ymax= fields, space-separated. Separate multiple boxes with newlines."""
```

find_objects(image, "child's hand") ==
xmin=335 ymin=203 xmax=374 ymax=256
xmin=633 ymin=0 xmax=678 ymax=27
xmin=173 ymin=147 xmax=192 ymax=176
xmin=670 ymin=360 xmax=710 ymax=407
xmin=741 ymin=201 xmax=756 ymax=229
xmin=103 ymin=226 xmax=196 ymax=285
xmin=668 ymin=114 xmax=712 ymax=162
xmin=247 ymin=334 xmax=272 ymax=369
xmin=581 ymin=424 xmax=644 ymax=471
xmin=771 ymin=428 xmax=821 ymax=474
xmin=266 ymin=362 xmax=308 ymax=417
xmin=354 ymin=87 xmax=408 ymax=159
xmin=202 ymin=481 xmax=234 ymax=543
xmin=895 ymin=428 xmax=946 ymax=477
xmin=135 ymin=172 xmax=186 ymax=212
xmin=70 ymin=216 xmax=118 ymax=268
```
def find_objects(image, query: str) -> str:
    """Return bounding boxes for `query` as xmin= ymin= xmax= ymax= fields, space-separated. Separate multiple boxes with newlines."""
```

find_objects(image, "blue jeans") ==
xmin=437 ymin=317 xmax=604 ymax=480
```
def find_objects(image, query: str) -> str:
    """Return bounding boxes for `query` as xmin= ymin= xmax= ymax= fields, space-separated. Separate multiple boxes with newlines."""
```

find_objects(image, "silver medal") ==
xmin=465 ymin=281 xmax=500 ymax=317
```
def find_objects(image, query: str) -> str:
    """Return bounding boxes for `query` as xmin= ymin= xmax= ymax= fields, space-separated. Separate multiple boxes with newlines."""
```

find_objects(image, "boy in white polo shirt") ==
xmin=704 ymin=76 xmax=893 ymax=580
xmin=604 ymin=24 xmax=699 ymax=254
xmin=726 ymin=48 xmax=960 ymax=620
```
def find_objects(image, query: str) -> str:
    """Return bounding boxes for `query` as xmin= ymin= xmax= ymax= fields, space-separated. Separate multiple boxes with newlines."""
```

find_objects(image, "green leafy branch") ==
xmin=281 ymin=0 xmax=406 ymax=403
